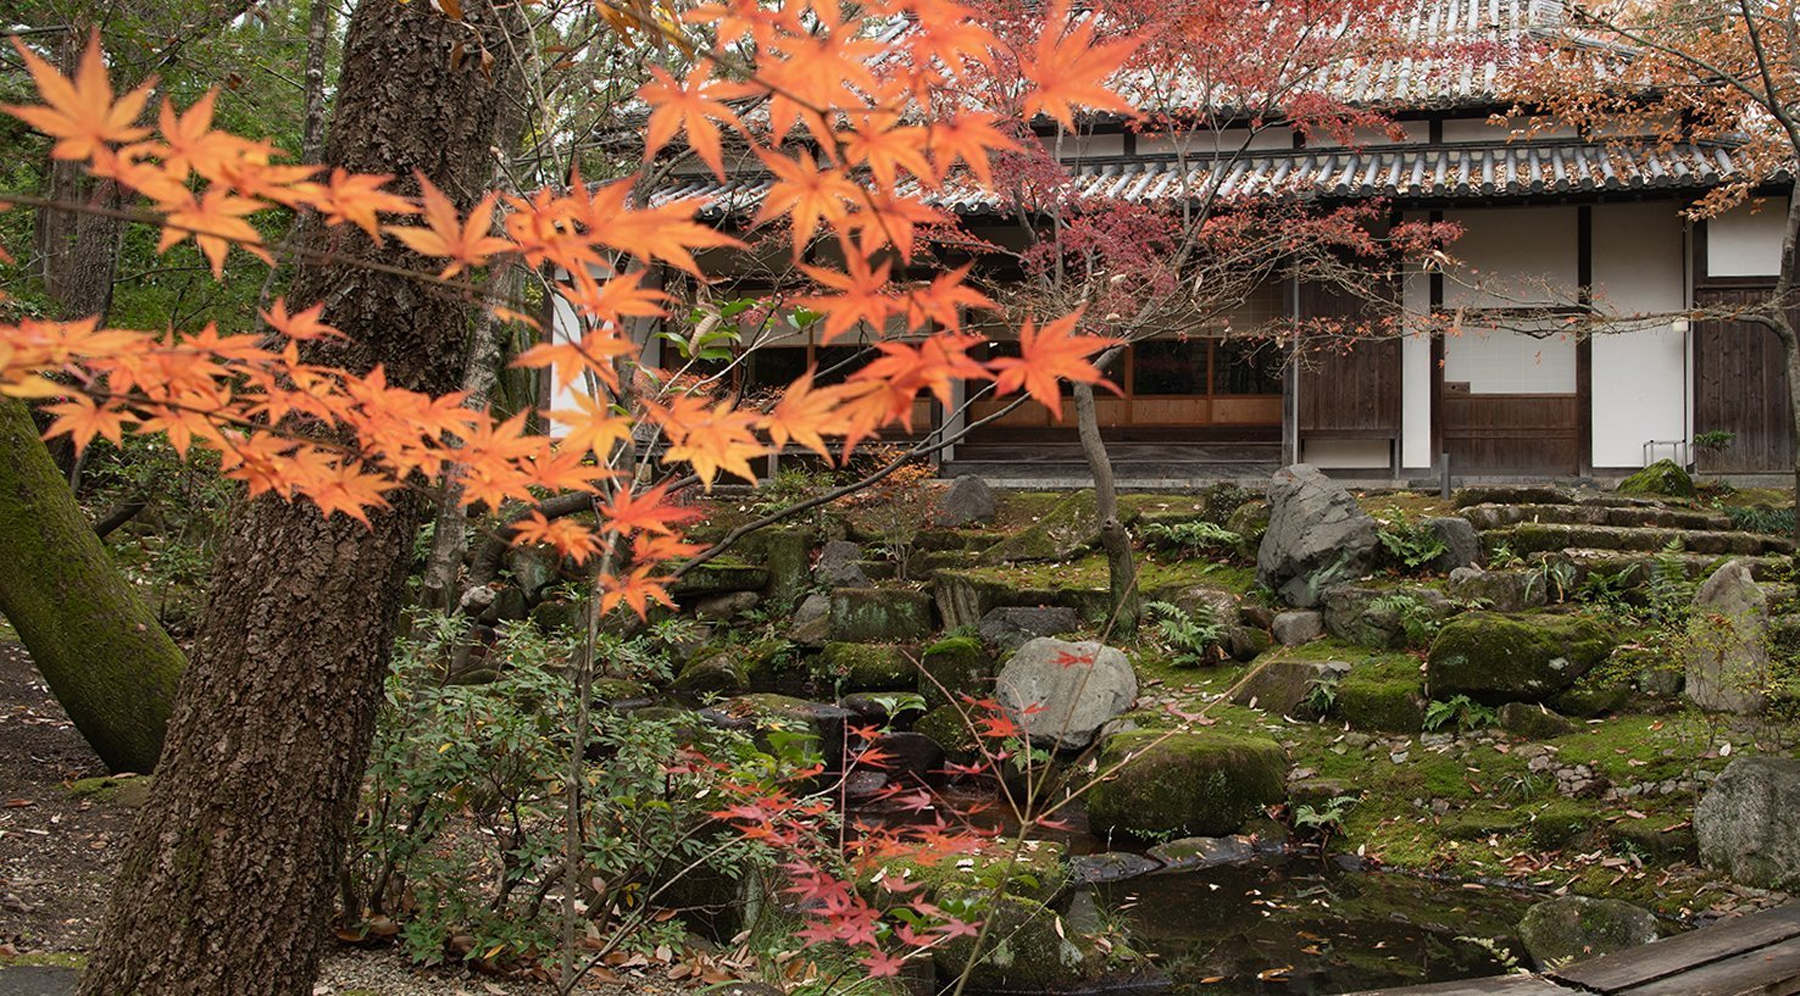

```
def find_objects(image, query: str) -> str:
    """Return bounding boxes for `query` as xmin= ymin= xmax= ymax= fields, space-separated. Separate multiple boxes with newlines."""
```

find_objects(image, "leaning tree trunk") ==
xmin=77 ymin=2 xmax=527 ymax=994
xmin=0 ymin=397 xmax=183 ymax=773
xmin=1072 ymin=378 xmax=1139 ymax=637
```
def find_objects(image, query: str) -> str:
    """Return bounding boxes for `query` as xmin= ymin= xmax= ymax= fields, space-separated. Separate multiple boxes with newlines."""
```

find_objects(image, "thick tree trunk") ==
xmin=77 ymin=2 xmax=527 ymax=994
xmin=1072 ymin=380 xmax=1139 ymax=637
xmin=0 ymin=398 xmax=183 ymax=773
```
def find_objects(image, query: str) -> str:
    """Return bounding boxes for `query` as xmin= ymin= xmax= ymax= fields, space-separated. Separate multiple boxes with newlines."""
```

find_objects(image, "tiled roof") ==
xmin=650 ymin=140 xmax=1755 ymax=216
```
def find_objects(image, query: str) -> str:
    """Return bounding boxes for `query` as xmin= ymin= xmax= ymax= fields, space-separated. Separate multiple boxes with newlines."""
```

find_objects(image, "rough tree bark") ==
xmin=76 ymin=1 xmax=527 ymax=993
xmin=1072 ymin=371 xmax=1139 ymax=636
xmin=0 ymin=397 xmax=184 ymax=773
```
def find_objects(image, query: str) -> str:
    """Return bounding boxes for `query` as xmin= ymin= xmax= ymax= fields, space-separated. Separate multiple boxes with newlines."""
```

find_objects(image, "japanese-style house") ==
xmin=549 ymin=0 xmax=1796 ymax=482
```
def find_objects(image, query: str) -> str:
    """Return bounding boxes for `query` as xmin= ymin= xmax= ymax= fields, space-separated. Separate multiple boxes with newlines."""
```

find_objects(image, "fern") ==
xmin=1145 ymin=600 xmax=1224 ymax=667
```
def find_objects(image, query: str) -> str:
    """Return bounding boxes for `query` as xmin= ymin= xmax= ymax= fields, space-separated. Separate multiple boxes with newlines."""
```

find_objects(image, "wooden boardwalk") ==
xmin=1347 ymin=903 xmax=1800 ymax=996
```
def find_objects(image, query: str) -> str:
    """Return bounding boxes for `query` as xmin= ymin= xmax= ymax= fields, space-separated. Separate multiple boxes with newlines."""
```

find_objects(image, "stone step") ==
xmin=1486 ymin=522 xmax=1791 ymax=558
xmin=1527 ymin=548 xmax=1794 ymax=592
xmin=1462 ymin=502 xmax=1736 ymax=532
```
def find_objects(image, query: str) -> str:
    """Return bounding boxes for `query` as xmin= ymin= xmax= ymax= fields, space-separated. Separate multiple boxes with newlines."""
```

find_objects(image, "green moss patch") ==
xmin=1085 ymin=729 xmax=1288 ymax=839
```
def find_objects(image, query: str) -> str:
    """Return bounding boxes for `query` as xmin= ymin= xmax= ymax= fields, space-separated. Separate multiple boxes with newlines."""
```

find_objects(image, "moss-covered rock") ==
xmin=914 ymin=704 xmax=980 ymax=763
xmin=1225 ymin=500 xmax=1270 ymax=561
xmin=977 ymin=491 xmax=1118 ymax=564
xmin=671 ymin=559 xmax=769 ymax=597
xmin=1335 ymin=657 xmax=1428 ymax=733
xmin=827 ymin=587 xmax=933 ymax=643
xmin=1085 ymin=730 xmax=1288 ymax=839
xmin=672 ymin=650 xmax=751 ymax=694
xmin=735 ymin=526 xmax=814 ymax=611
xmin=919 ymin=635 xmax=991 ymax=708
xmin=1497 ymin=702 xmax=1577 ymax=739
xmin=1517 ymin=896 xmax=1657 ymax=968
xmin=1617 ymin=458 xmax=1696 ymax=500
xmin=930 ymin=892 xmax=1156 ymax=993
xmin=865 ymin=837 xmax=1067 ymax=905
xmin=1427 ymin=612 xmax=1616 ymax=705
xmin=816 ymin=642 xmax=915 ymax=691
xmin=528 ymin=598 xmax=580 ymax=634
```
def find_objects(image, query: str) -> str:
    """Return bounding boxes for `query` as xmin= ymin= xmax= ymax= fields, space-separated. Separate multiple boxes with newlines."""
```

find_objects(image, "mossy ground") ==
xmin=679 ymin=483 xmax=1794 ymax=923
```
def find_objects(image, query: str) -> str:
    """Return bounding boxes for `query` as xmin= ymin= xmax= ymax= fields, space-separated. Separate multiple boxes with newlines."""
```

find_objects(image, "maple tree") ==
xmin=897 ymin=0 xmax=1463 ymax=632
xmin=0 ymin=0 xmax=1143 ymax=991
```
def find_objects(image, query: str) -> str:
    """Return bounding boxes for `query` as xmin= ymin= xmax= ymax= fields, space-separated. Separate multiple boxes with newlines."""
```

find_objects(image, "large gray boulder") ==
xmin=1426 ymin=516 xmax=1483 ymax=573
xmin=933 ymin=474 xmax=996 ymax=527
xmin=1427 ymin=612 xmax=1615 ymax=705
xmin=1518 ymin=896 xmax=1657 ymax=968
xmin=815 ymin=540 xmax=870 ymax=587
xmin=996 ymin=638 xmax=1136 ymax=749
xmin=1257 ymin=465 xmax=1381 ymax=608
xmin=1696 ymin=756 xmax=1800 ymax=890
xmin=1686 ymin=559 xmax=1771 ymax=714
xmin=979 ymin=605 xmax=1081 ymax=653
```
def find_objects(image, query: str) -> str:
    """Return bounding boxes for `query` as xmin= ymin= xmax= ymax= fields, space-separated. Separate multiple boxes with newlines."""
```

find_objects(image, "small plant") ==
xmin=1488 ymin=543 xmax=1522 ymax=569
xmin=1302 ymin=672 xmax=1341 ymax=717
xmin=1422 ymin=694 xmax=1499 ymax=733
xmin=1292 ymin=794 xmax=1358 ymax=842
xmin=1144 ymin=600 xmax=1225 ymax=666
xmin=1726 ymin=503 xmax=1795 ymax=537
xmin=1523 ymin=557 xmax=1578 ymax=604
xmin=1694 ymin=429 xmax=1736 ymax=454
xmin=1458 ymin=934 xmax=1526 ymax=974
xmin=1376 ymin=506 xmax=1448 ymax=571
xmin=1368 ymin=591 xmax=1444 ymax=647
xmin=1141 ymin=520 xmax=1241 ymax=557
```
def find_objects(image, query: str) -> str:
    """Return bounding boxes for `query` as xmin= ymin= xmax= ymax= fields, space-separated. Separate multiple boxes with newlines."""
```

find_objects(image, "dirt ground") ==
xmin=0 ymin=647 xmax=701 ymax=996
xmin=0 ymin=644 xmax=118 ymax=955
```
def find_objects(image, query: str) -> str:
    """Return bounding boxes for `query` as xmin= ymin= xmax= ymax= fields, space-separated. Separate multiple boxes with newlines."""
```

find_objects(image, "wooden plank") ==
xmin=1615 ymin=937 xmax=1800 ymax=996
xmin=1554 ymin=906 xmax=1800 ymax=994
xmin=1337 ymin=974 xmax=1577 ymax=996
xmin=1694 ymin=285 xmax=1794 ymax=474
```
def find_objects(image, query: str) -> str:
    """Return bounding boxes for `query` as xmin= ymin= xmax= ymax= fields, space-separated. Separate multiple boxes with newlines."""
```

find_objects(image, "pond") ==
xmin=1088 ymin=855 xmax=1539 ymax=995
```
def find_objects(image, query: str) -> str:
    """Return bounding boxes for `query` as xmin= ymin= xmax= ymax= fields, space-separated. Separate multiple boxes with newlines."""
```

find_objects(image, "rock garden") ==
xmin=10 ymin=458 xmax=1800 ymax=994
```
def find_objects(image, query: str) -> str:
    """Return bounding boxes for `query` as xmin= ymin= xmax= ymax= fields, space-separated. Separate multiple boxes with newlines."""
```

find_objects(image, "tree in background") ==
xmin=943 ymin=0 xmax=1460 ymax=631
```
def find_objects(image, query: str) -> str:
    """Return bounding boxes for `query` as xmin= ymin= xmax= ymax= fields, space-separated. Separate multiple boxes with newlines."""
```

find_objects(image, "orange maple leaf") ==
xmin=924 ymin=112 xmax=1015 ymax=186
xmin=159 ymin=188 xmax=272 ymax=277
xmin=598 ymin=482 xmax=702 ymax=536
xmin=757 ymin=368 xmax=849 ymax=459
xmin=899 ymin=264 xmax=995 ymax=333
xmin=298 ymin=168 xmax=416 ymax=240
xmin=650 ymin=394 xmax=767 ymax=488
xmin=511 ymin=511 xmax=602 ymax=564
xmin=41 ymin=394 xmax=129 ymax=453
xmin=838 ymin=114 xmax=934 ymax=191
xmin=795 ymin=253 xmax=895 ymax=343
xmin=261 ymin=299 xmax=342 ymax=340
xmin=1020 ymin=1 xmax=1140 ymax=129
xmin=752 ymin=149 xmax=861 ymax=253
xmin=549 ymin=391 xmax=634 ymax=459
xmin=385 ymin=174 xmax=514 ymax=278
xmin=600 ymin=564 xmax=678 ymax=618
xmin=988 ymin=311 xmax=1121 ymax=418
xmin=640 ymin=65 xmax=758 ymax=180
xmin=4 ymin=32 xmax=154 ymax=162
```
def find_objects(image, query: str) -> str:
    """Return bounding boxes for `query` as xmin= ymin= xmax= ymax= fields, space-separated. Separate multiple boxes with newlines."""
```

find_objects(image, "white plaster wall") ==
xmin=1302 ymin=438 xmax=1392 ymax=469
xmin=1590 ymin=201 xmax=1689 ymax=468
xmin=1443 ymin=205 xmax=1579 ymax=307
xmin=1439 ymin=119 xmax=1579 ymax=142
xmin=1444 ymin=326 xmax=1578 ymax=393
xmin=1134 ymin=127 xmax=1293 ymax=156
xmin=1039 ymin=133 xmax=1126 ymax=159
xmin=1306 ymin=123 xmax=1427 ymax=148
xmin=1401 ymin=245 xmax=1433 ymax=467
xmin=1707 ymin=198 xmax=1789 ymax=277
